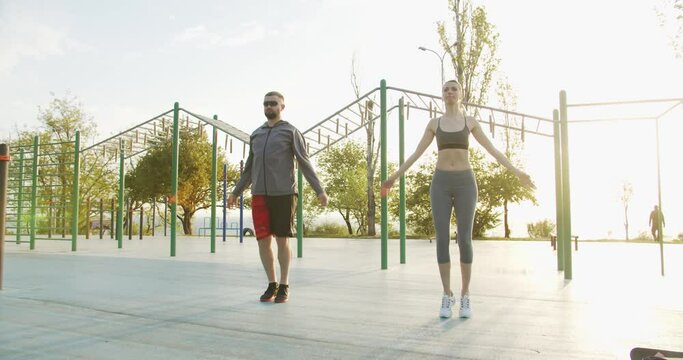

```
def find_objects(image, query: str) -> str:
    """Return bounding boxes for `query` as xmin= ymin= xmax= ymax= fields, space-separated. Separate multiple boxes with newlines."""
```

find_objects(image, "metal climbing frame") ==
xmin=4 ymin=133 xmax=80 ymax=251
xmin=81 ymin=104 xmax=250 ymax=256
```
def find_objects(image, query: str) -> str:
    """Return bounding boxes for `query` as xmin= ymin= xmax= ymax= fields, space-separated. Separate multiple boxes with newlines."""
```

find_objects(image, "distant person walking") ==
xmin=649 ymin=205 xmax=665 ymax=241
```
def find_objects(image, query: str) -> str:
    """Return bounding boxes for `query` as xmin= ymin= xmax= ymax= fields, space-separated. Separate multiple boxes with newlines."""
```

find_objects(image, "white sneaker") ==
xmin=459 ymin=294 xmax=472 ymax=318
xmin=439 ymin=293 xmax=455 ymax=318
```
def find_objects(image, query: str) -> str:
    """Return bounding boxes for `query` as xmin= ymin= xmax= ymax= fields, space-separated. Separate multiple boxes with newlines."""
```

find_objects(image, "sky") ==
xmin=1 ymin=0 xmax=682 ymax=239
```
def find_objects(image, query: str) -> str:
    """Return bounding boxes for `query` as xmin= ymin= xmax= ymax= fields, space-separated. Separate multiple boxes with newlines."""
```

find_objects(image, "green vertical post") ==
xmin=16 ymin=150 xmax=23 ymax=244
xmin=0 ymin=144 xmax=8 ymax=290
xmin=170 ymin=102 xmax=180 ymax=257
xmin=210 ymin=121 xmax=217 ymax=254
xmin=398 ymin=97 xmax=406 ymax=264
xmin=297 ymin=168 xmax=303 ymax=258
xmin=553 ymin=110 xmax=564 ymax=271
xmin=71 ymin=131 xmax=80 ymax=251
xmin=559 ymin=91 xmax=572 ymax=280
xmin=85 ymin=198 xmax=90 ymax=240
xmin=29 ymin=136 xmax=39 ymax=250
xmin=117 ymin=139 xmax=124 ymax=249
xmin=99 ymin=198 xmax=103 ymax=239
xmin=380 ymin=79 xmax=388 ymax=270
xmin=655 ymin=117 xmax=665 ymax=276
xmin=110 ymin=198 xmax=115 ymax=239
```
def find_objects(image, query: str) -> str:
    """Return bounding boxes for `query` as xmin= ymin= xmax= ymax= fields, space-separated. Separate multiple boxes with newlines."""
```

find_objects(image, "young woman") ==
xmin=380 ymin=80 xmax=535 ymax=318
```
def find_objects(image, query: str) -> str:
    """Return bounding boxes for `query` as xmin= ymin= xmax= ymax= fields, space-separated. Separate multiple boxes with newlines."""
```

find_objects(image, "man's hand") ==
xmin=227 ymin=194 xmax=237 ymax=208
xmin=318 ymin=192 xmax=329 ymax=207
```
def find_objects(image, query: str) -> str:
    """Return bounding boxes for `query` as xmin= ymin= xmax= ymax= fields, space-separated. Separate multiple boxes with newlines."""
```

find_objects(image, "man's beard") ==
xmin=265 ymin=111 xmax=277 ymax=120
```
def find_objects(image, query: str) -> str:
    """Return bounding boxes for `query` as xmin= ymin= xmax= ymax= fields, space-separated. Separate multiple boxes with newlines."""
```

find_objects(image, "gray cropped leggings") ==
xmin=430 ymin=169 xmax=478 ymax=264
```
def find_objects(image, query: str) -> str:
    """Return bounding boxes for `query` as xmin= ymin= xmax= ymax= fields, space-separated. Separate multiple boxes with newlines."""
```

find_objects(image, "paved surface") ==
xmin=1 ymin=236 xmax=682 ymax=359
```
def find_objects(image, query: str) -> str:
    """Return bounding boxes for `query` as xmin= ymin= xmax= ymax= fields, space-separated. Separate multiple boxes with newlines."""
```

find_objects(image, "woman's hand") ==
xmin=514 ymin=169 xmax=536 ymax=189
xmin=380 ymin=177 xmax=396 ymax=197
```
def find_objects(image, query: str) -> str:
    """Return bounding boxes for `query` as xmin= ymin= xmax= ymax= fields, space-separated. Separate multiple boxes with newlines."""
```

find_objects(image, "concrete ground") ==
xmin=1 ymin=235 xmax=682 ymax=359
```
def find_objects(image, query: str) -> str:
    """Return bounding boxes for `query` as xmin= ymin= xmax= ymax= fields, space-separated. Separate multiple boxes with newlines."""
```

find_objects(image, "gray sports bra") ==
xmin=436 ymin=116 xmax=470 ymax=150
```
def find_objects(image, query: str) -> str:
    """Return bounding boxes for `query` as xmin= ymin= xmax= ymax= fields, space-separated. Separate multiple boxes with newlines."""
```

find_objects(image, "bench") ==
xmin=199 ymin=222 xmax=240 ymax=237
xmin=550 ymin=234 xmax=578 ymax=251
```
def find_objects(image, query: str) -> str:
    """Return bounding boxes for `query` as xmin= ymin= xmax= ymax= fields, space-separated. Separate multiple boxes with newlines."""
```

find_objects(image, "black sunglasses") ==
xmin=263 ymin=101 xmax=279 ymax=107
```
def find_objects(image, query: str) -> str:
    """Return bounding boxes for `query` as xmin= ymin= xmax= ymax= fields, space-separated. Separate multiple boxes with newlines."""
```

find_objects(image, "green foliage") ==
xmin=11 ymin=93 xmax=115 ymax=235
xmin=391 ymin=156 xmax=436 ymax=237
xmin=527 ymin=219 xmax=555 ymax=239
xmin=312 ymin=141 xmax=397 ymax=235
xmin=634 ymin=231 xmax=652 ymax=241
xmin=309 ymin=222 xmax=348 ymax=236
xmin=468 ymin=148 xmax=501 ymax=237
xmin=125 ymin=129 xmax=232 ymax=234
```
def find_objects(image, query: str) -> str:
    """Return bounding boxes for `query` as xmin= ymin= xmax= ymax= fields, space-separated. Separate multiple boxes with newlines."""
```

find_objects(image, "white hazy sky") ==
xmin=1 ymin=0 xmax=682 ymax=239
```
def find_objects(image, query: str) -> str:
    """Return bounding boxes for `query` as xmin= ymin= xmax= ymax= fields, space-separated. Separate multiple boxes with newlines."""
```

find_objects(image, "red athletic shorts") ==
xmin=251 ymin=194 xmax=297 ymax=239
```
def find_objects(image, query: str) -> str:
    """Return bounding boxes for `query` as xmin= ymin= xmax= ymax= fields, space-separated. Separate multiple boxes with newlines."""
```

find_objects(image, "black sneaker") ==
xmin=274 ymin=284 xmax=289 ymax=303
xmin=260 ymin=282 xmax=278 ymax=302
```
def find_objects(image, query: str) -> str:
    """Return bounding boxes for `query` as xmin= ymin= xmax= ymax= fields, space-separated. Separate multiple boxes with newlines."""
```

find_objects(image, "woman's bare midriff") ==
xmin=435 ymin=149 xmax=471 ymax=171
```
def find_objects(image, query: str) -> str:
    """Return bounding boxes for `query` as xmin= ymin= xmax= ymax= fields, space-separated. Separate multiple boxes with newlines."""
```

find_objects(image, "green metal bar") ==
xmin=170 ymin=102 xmax=180 ymax=257
xmin=399 ymin=97 xmax=406 ymax=264
xmin=655 ymin=118 xmax=665 ymax=276
xmin=559 ymin=91 xmax=572 ymax=280
xmin=0 ymin=144 xmax=8 ymax=289
xmin=110 ymin=198 xmax=114 ymax=239
xmin=34 ymin=163 xmax=74 ymax=168
xmin=128 ymin=199 xmax=132 ymax=240
xmin=139 ymin=204 xmax=143 ymax=240
xmin=38 ymin=173 xmax=76 ymax=177
xmin=32 ymin=152 xmax=74 ymax=157
xmin=297 ymin=169 xmax=303 ymax=258
xmin=71 ymin=131 xmax=80 ymax=251
xmin=380 ymin=79 xmax=388 ymax=270
xmin=553 ymin=110 xmax=564 ymax=271
xmin=85 ymin=198 xmax=91 ymax=240
xmin=117 ymin=139 xmax=124 ymax=248
xmin=210 ymin=122 xmax=217 ymax=253
xmin=16 ymin=150 xmax=24 ymax=244
xmin=99 ymin=198 xmax=103 ymax=239
xmin=38 ymin=140 xmax=76 ymax=146
xmin=29 ymin=136 xmax=39 ymax=250
xmin=48 ymin=181 xmax=53 ymax=239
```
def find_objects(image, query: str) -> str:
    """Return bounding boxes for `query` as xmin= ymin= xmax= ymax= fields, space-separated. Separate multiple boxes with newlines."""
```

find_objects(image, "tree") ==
xmin=393 ymin=156 xmax=436 ymax=237
xmin=13 ymin=93 xmax=115 ymax=235
xmin=656 ymin=0 xmax=683 ymax=59
xmin=468 ymin=148 xmax=501 ymax=237
xmin=125 ymin=129 xmax=233 ymax=235
xmin=487 ymin=78 xmax=537 ymax=238
xmin=315 ymin=141 xmax=368 ymax=235
xmin=351 ymin=54 xmax=381 ymax=236
xmin=620 ymin=181 xmax=634 ymax=240
xmin=437 ymin=0 xmax=500 ymax=106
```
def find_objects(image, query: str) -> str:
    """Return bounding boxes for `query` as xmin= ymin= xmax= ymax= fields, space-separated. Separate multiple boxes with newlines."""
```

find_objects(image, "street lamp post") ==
xmin=418 ymin=43 xmax=457 ymax=87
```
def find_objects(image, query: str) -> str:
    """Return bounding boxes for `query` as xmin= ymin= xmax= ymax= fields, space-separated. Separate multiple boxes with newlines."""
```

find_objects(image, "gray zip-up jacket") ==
xmin=232 ymin=120 xmax=324 ymax=197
